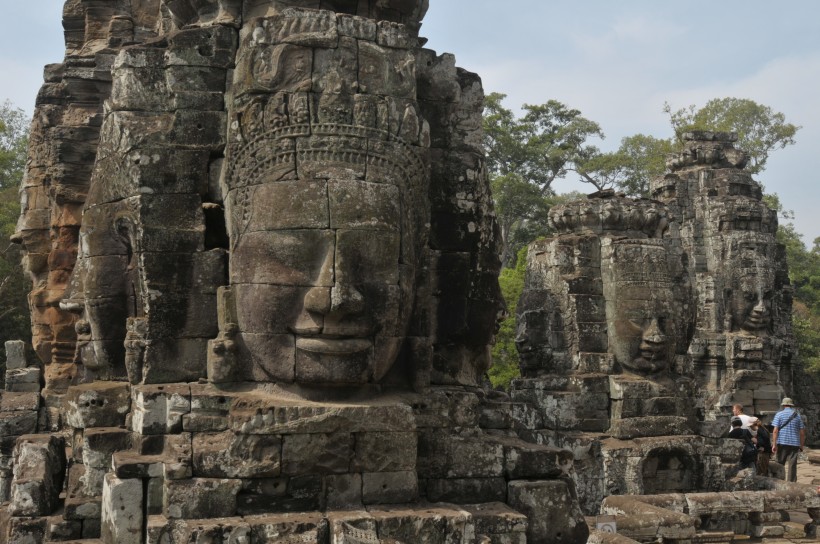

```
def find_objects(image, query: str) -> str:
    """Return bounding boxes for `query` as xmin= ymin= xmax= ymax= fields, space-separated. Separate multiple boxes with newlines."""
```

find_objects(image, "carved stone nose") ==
xmin=642 ymin=318 xmax=666 ymax=345
xmin=302 ymin=285 xmax=331 ymax=315
xmin=301 ymin=282 xmax=365 ymax=318
xmin=329 ymin=282 xmax=365 ymax=317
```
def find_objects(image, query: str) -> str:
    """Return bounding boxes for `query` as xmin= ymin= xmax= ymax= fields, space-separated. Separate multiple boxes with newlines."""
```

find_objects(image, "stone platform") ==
xmin=3 ymin=382 xmax=592 ymax=542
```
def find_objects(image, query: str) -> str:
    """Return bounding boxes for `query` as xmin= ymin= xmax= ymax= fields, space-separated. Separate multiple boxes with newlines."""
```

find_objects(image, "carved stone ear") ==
xmin=723 ymin=289 xmax=734 ymax=331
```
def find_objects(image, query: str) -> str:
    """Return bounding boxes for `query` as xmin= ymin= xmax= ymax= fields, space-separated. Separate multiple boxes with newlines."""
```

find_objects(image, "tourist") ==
xmin=729 ymin=416 xmax=758 ymax=472
xmin=771 ymin=397 xmax=806 ymax=482
xmin=730 ymin=403 xmax=754 ymax=430
xmin=750 ymin=418 xmax=771 ymax=476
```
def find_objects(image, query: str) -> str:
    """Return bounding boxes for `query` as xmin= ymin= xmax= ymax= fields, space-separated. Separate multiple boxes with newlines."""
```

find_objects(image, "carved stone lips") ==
xmin=744 ymin=315 xmax=769 ymax=330
xmin=639 ymin=350 xmax=661 ymax=361
xmin=639 ymin=343 xmax=666 ymax=361
xmin=295 ymin=337 xmax=371 ymax=354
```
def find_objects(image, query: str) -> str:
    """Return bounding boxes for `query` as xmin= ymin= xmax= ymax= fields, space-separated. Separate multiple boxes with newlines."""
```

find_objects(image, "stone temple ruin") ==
xmin=0 ymin=1 xmax=818 ymax=543
xmin=512 ymin=132 xmax=819 ymax=539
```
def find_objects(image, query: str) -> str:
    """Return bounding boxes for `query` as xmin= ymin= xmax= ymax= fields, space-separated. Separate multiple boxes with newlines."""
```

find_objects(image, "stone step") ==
xmin=691 ymin=531 xmax=734 ymax=543
xmin=45 ymin=540 xmax=102 ymax=544
xmin=141 ymin=503 xmax=528 ymax=542
xmin=586 ymin=527 xmax=641 ymax=544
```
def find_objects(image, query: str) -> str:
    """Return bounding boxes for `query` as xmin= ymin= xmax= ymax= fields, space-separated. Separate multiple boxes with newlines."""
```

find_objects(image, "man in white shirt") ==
xmin=730 ymin=404 xmax=754 ymax=430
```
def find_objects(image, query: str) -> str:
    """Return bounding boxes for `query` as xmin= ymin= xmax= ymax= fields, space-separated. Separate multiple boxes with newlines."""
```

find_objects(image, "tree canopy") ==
xmin=484 ymin=92 xmax=604 ymax=194
xmin=0 ymin=101 xmax=29 ymax=190
xmin=483 ymin=93 xmax=603 ymax=265
xmin=664 ymin=97 xmax=800 ymax=175
xmin=0 ymin=102 xmax=31 ymax=351
xmin=574 ymin=134 xmax=674 ymax=196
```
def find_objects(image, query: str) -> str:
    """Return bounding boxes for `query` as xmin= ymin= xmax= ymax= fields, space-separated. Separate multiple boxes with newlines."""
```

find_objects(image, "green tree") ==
xmin=0 ymin=101 xmax=29 ymax=189
xmin=764 ymin=194 xmax=820 ymax=375
xmin=491 ymin=173 xmax=551 ymax=266
xmin=782 ymin=229 xmax=820 ymax=376
xmin=484 ymin=93 xmax=604 ymax=265
xmin=615 ymin=134 xmax=674 ymax=197
xmin=489 ymin=246 xmax=527 ymax=389
xmin=572 ymin=134 xmax=674 ymax=197
xmin=0 ymin=102 xmax=31 ymax=350
xmin=0 ymin=187 xmax=29 ymax=343
xmin=664 ymin=98 xmax=800 ymax=175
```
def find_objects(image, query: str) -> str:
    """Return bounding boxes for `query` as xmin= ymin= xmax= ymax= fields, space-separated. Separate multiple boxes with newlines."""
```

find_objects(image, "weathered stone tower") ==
xmin=2 ymin=1 xmax=589 ymax=542
xmin=654 ymin=131 xmax=794 ymax=419
xmin=512 ymin=132 xmax=797 ymax=516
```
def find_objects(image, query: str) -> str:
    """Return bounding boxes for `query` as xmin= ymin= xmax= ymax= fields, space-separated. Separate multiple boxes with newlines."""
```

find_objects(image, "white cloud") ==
xmin=612 ymin=15 xmax=687 ymax=44
xmin=568 ymin=14 xmax=687 ymax=65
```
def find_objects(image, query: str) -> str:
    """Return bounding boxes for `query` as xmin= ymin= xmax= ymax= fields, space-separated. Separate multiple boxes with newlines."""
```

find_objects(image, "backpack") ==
xmin=735 ymin=428 xmax=757 ymax=464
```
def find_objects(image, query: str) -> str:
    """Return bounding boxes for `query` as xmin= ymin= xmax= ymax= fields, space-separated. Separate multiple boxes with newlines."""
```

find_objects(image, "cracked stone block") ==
xmin=164 ymin=478 xmax=242 ymax=519
xmin=507 ymin=480 xmax=589 ymax=544
xmin=9 ymin=434 xmax=65 ymax=516
xmin=102 ymin=473 xmax=144 ymax=544
xmin=131 ymin=383 xmax=191 ymax=435
xmin=64 ymin=382 xmax=131 ymax=428
xmin=5 ymin=367 xmax=41 ymax=392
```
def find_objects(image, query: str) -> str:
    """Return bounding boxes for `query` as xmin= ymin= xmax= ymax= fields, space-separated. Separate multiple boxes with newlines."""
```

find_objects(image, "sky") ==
xmin=1 ymin=1 xmax=819 ymax=242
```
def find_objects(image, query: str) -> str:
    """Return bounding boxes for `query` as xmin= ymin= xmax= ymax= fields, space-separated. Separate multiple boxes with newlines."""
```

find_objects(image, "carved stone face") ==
xmin=604 ymin=240 xmax=678 ymax=375
xmin=228 ymin=177 xmax=415 ymax=385
xmin=609 ymin=286 xmax=675 ymax=374
xmin=729 ymin=273 xmax=773 ymax=335
xmin=211 ymin=7 xmax=431 ymax=386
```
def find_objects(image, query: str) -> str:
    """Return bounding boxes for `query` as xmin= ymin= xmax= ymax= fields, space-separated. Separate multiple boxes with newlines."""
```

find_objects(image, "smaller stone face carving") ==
xmin=604 ymin=240 xmax=678 ymax=374
xmin=123 ymin=317 xmax=148 ymax=384
xmin=515 ymin=289 xmax=564 ymax=374
xmin=609 ymin=288 xmax=674 ymax=374
xmin=728 ymin=268 xmax=773 ymax=335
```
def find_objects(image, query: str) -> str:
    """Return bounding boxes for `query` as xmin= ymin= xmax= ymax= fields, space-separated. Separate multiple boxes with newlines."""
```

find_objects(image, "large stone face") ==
xmin=208 ymin=4 xmax=437 ymax=386
xmin=14 ymin=0 xmax=502 ymax=393
xmin=0 ymin=2 xmax=598 ymax=543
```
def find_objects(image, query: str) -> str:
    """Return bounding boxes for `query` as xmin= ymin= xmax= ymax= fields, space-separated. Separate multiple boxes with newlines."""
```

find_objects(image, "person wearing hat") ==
xmin=771 ymin=397 xmax=806 ymax=482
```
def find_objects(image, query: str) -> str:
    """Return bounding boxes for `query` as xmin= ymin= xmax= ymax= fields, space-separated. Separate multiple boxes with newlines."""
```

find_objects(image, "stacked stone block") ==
xmin=511 ymin=133 xmax=799 ymax=522
xmin=0 ymin=372 xmax=592 ymax=541
xmin=0 ymin=341 xmax=43 ymax=505
xmin=416 ymin=50 xmax=503 ymax=387
xmin=65 ymin=24 xmax=233 ymax=386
